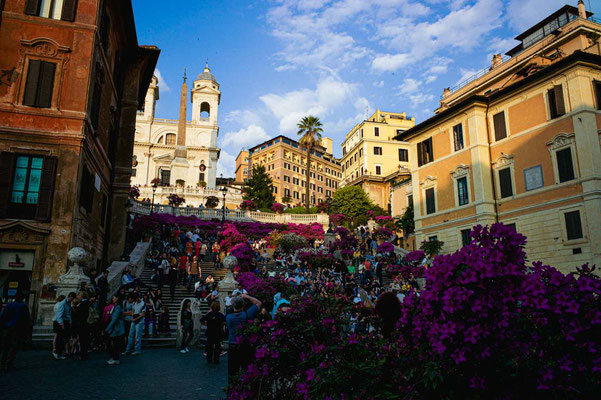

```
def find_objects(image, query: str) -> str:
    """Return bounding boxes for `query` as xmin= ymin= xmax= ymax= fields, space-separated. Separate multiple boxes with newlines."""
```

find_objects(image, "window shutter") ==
xmin=37 ymin=61 xmax=56 ymax=108
xmin=498 ymin=168 xmax=513 ymax=198
xmin=417 ymin=142 xmax=423 ymax=166
xmin=425 ymin=188 xmax=435 ymax=214
xmin=554 ymin=85 xmax=565 ymax=116
xmin=24 ymin=0 xmax=41 ymax=15
xmin=564 ymin=211 xmax=583 ymax=240
xmin=594 ymin=81 xmax=601 ymax=110
xmin=0 ymin=152 xmax=16 ymax=218
xmin=35 ymin=156 xmax=57 ymax=221
xmin=23 ymin=60 xmax=41 ymax=107
xmin=553 ymin=85 xmax=566 ymax=117
xmin=61 ymin=0 xmax=78 ymax=21
xmin=556 ymin=148 xmax=575 ymax=182
xmin=493 ymin=112 xmax=507 ymax=141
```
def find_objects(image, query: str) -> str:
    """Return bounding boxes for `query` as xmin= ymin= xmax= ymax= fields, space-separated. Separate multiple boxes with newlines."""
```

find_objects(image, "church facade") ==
xmin=132 ymin=65 xmax=221 ymax=205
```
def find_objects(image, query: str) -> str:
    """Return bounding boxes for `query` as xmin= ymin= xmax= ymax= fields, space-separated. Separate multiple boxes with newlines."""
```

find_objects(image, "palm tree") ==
xmin=297 ymin=116 xmax=323 ymax=212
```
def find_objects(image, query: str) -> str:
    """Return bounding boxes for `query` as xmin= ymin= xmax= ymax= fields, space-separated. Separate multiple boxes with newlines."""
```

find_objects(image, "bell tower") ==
xmin=191 ymin=63 xmax=220 ymax=129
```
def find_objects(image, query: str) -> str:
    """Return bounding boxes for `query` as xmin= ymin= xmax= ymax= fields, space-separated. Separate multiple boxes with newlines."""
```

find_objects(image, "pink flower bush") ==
xmin=220 ymin=223 xmax=248 ymax=252
xmin=129 ymin=185 xmax=140 ymax=199
xmin=404 ymin=250 xmax=425 ymax=264
xmin=240 ymin=200 xmax=256 ymax=211
xmin=272 ymin=203 xmax=285 ymax=214
xmin=376 ymin=242 xmax=395 ymax=254
xmin=230 ymin=242 xmax=255 ymax=271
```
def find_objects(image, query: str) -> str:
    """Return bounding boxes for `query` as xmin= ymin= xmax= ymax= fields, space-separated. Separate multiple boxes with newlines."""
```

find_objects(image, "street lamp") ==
xmin=151 ymin=180 xmax=158 ymax=216
xmin=220 ymin=186 xmax=228 ymax=223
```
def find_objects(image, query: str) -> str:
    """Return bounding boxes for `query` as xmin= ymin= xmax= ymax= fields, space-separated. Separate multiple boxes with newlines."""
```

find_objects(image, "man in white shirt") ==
xmin=124 ymin=293 xmax=145 ymax=355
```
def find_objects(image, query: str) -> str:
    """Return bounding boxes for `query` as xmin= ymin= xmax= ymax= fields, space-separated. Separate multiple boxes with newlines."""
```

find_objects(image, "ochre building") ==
xmin=243 ymin=136 xmax=342 ymax=206
xmin=0 ymin=0 xmax=158 ymax=321
xmin=341 ymin=109 xmax=414 ymax=211
xmin=395 ymin=2 xmax=601 ymax=272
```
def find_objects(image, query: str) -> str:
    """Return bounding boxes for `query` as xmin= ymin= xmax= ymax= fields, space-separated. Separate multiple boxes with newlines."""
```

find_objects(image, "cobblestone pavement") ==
xmin=0 ymin=348 xmax=228 ymax=400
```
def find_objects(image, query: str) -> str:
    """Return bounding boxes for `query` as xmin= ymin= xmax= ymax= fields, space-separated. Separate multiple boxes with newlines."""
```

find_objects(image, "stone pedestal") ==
xmin=55 ymin=247 xmax=91 ymax=297
xmin=218 ymin=256 xmax=239 ymax=313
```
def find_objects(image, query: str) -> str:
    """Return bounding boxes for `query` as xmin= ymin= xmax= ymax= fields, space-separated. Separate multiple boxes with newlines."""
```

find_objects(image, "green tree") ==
xmin=205 ymin=195 xmax=219 ymax=209
xmin=242 ymin=164 xmax=275 ymax=209
xmin=396 ymin=203 xmax=415 ymax=237
xmin=332 ymin=186 xmax=374 ymax=228
xmin=297 ymin=116 xmax=323 ymax=212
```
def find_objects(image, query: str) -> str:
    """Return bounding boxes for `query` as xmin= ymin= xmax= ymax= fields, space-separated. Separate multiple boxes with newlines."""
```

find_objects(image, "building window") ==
xmin=493 ymin=111 xmax=507 ymax=141
xmin=272 ymin=186 xmax=278 ymax=194
xmin=594 ymin=81 xmax=601 ymax=110
xmin=374 ymin=127 xmax=379 ymax=137
xmin=407 ymin=194 xmax=413 ymax=207
xmin=505 ymin=223 xmax=517 ymax=232
xmin=498 ymin=167 xmax=513 ymax=198
xmin=199 ymin=172 xmax=205 ymax=182
xmin=374 ymin=146 xmax=382 ymax=155
xmin=555 ymin=148 xmax=575 ymax=183
xmin=375 ymin=165 xmax=382 ymax=175
xmin=457 ymin=176 xmax=469 ymax=206
xmin=22 ymin=60 xmax=56 ymax=108
xmin=25 ymin=0 xmax=78 ymax=21
xmin=417 ymin=137 xmax=433 ymax=166
xmin=160 ymin=169 xmax=170 ymax=186
xmin=359 ymin=149 xmax=363 ymax=157
xmin=131 ymin=168 xmax=136 ymax=177
xmin=453 ymin=124 xmax=464 ymax=151
xmin=547 ymin=85 xmax=566 ymax=119
xmin=398 ymin=149 xmax=408 ymax=162
xmin=564 ymin=210 xmax=583 ymax=240
xmin=165 ymin=133 xmax=176 ymax=145
xmin=284 ymin=188 xmax=290 ymax=197
xmin=461 ymin=229 xmax=471 ymax=247
xmin=79 ymin=165 xmax=94 ymax=214
xmin=10 ymin=156 xmax=44 ymax=206
xmin=293 ymin=191 xmax=299 ymax=199
xmin=425 ymin=187 xmax=435 ymax=215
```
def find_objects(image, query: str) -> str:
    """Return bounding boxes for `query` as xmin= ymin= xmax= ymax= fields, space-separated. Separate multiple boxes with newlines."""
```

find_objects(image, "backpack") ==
xmin=87 ymin=305 xmax=100 ymax=325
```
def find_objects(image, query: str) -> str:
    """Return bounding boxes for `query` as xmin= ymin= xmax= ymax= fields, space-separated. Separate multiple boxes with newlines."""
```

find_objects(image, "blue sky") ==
xmin=132 ymin=0 xmax=599 ymax=177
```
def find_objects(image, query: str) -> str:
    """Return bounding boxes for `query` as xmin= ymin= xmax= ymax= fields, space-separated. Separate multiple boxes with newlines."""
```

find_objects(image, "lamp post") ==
xmin=151 ymin=181 xmax=158 ymax=216
xmin=220 ymin=186 xmax=228 ymax=223
xmin=326 ymin=197 xmax=333 ymax=233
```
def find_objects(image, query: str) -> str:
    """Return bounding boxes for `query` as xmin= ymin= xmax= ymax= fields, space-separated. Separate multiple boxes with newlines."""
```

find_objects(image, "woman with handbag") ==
xmin=105 ymin=294 xmax=126 ymax=365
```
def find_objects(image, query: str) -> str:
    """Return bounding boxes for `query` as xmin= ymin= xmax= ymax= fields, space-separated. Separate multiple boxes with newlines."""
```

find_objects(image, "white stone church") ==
xmin=131 ymin=65 xmax=241 ymax=207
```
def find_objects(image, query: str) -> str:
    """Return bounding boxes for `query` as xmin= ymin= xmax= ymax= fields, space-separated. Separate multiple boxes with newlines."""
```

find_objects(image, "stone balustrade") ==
xmin=131 ymin=200 xmax=329 ymax=228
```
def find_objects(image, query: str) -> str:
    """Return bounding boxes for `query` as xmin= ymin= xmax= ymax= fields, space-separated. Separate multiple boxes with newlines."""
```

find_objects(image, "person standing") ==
xmin=124 ymin=293 xmax=145 ymax=355
xmin=168 ymin=258 xmax=178 ymax=301
xmin=200 ymin=301 xmax=225 ymax=364
xmin=226 ymin=294 xmax=262 ymax=381
xmin=179 ymin=299 xmax=194 ymax=354
xmin=52 ymin=292 xmax=76 ymax=360
xmin=0 ymin=293 xmax=31 ymax=372
xmin=187 ymin=256 xmax=200 ymax=293
xmin=72 ymin=291 xmax=91 ymax=360
xmin=105 ymin=295 xmax=125 ymax=365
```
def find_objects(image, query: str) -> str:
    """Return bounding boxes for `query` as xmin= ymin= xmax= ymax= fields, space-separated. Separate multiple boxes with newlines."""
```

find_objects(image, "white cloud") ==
xmin=224 ymin=110 xmax=263 ymax=127
xmin=506 ymin=0 xmax=566 ymax=31
xmin=217 ymin=150 xmax=236 ymax=178
xmin=399 ymin=78 xmax=420 ymax=95
xmin=221 ymin=125 xmax=271 ymax=149
xmin=154 ymin=69 xmax=170 ymax=93
xmin=372 ymin=0 xmax=504 ymax=72
xmin=455 ymin=68 xmax=478 ymax=85
xmin=259 ymin=77 xmax=355 ymax=133
xmin=397 ymin=78 xmax=435 ymax=108
xmin=373 ymin=80 xmax=385 ymax=88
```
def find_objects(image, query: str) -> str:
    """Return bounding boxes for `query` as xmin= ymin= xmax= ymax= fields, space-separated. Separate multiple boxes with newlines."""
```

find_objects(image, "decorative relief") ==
xmin=20 ymin=38 xmax=70 ymax=57
xmin=0 ymin=221 xmax=50 ymax=244
xmin=450 ymin=164 xmax=470 ymax=179
xmin=547 ymin=133 xmax=575 ymax=152
xmin=420 ymin=176 xmax=437 ymax=187
xmin=493 ymin=153 xmax=514 ymax=169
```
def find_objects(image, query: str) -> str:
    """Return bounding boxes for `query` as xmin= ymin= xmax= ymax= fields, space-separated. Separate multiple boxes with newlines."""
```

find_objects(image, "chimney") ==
xmin=578 ymin=0 xmax=586 ymax=19
xmin=442 ymin=87 xmax=451 ymax=99
xmin=491 ymin=53 xmax=503 ymax=69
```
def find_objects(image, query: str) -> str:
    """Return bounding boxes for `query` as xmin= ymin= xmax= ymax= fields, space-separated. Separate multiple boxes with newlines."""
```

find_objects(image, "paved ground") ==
xmin=0 ymin=348 xmax=228 ymax=400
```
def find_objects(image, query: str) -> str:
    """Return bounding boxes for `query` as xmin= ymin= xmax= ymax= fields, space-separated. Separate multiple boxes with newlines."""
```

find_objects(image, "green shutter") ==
xmin=554 ymin=85 xmax=566 ymax=116
xmin=24 ymin=0 xmax=41 ymax=15
xmin=61 ymin=0 xmax=78 ymax=21
xmin=35 ymin=157 xmax=57 ymax=221
xmin=0 ymin=152 xmax=16 ymax=218
xmin=37 ymin=61 xmax=56 ymax=108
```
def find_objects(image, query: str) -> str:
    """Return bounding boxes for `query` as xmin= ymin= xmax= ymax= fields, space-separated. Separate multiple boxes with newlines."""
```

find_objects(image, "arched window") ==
xmin=200 ymin=102 xmax=210 ymax=118
xmin=156 ymin=135 xmax=164 ymax=144
xmin=165 ymin=133 xmax=176 ymax=145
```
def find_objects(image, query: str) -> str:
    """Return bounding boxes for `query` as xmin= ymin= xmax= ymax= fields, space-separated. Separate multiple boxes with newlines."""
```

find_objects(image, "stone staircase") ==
xmin=139 ymin=261 xmax=228 ymax=348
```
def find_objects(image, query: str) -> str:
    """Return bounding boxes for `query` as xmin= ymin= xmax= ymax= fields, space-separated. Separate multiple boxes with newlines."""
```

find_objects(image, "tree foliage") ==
xmin=332 ymin=186 xmax=374 ymax=227
xmin=242 ymin=164 xmax=275 ymax=210
xmin=205 ymin=195 xmax=219 ymax=209
xmin=297 ymin=115 xmax=323 ymax=212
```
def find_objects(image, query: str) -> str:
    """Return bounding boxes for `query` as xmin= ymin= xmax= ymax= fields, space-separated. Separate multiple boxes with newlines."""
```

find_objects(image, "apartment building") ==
xmin=244 ymin=136 xmax=342 ymax=205
xmin=340 ymin=109 xmax=415 ymax=211
xmin=394 ymin=1 xmax=601 ymax=272
xmin=235 ymin=150 xmax=249 ymax=183
xmin=0 ymin=0 xmax=159 ymax=319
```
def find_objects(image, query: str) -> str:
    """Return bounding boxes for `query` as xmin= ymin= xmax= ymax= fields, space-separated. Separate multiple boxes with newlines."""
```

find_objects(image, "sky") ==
xmin=131 ymin=0 xmax=599 ymax=177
